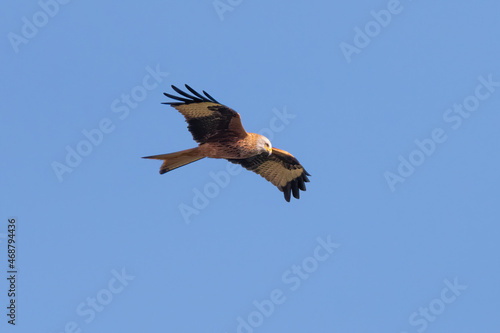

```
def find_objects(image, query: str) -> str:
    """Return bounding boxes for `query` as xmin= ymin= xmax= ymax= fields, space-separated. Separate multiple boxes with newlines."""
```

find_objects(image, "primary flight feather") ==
xmin=143 ymin=85 xmax=310 ymax=202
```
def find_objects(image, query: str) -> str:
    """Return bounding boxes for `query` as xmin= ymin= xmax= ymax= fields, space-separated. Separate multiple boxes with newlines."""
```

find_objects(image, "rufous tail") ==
xmin=142 ymin=147 xmax=205 ymax=174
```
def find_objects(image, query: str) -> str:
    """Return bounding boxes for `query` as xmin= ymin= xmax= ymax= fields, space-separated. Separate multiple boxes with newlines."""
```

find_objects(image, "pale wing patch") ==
xmin=174 ymin=102 xmax=220 ymax=119
xmin=226 ymin=150 xmax=310 ymax=201
xmin=256 ymin=160 xmax=304 ymax=188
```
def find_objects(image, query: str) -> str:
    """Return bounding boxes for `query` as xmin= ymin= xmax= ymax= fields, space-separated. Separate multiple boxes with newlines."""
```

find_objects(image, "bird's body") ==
xmin=143 ymin=85 xmax=310 ymax=201
xmin=199 ymin=133 xmax=267 ymax=159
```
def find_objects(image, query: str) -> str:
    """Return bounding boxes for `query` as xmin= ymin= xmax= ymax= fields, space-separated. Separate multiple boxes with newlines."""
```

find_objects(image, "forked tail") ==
xmin=142 ymin=147 xmax=205 ymax=174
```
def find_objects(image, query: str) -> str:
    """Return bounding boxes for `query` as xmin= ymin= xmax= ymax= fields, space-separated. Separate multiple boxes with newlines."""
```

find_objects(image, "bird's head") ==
xmin=257 ymin=135 xmax=273 ymax=156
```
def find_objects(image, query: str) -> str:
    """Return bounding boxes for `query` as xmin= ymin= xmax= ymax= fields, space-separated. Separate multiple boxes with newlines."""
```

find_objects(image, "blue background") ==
xmin=1 ymin=1 xmax=499 ymax=332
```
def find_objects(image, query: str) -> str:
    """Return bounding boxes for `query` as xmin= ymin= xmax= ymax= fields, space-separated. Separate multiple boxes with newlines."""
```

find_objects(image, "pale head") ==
xmin=256 ymin=135 xmax=273 ymax=155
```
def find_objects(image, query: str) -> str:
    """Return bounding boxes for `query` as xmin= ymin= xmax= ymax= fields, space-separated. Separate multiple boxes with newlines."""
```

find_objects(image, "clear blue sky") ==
xmin=1 ymin=1 xmax=499 ymax=332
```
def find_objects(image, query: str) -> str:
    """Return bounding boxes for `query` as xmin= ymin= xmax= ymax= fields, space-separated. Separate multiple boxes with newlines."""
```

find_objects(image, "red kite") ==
xmin=143 ymin=85 xmax=310 ymax=201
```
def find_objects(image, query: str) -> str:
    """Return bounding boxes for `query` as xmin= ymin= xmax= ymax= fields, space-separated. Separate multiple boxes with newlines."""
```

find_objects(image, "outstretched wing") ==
xmin=228 ymin=148 xmax=310 ymax=202
xmin=163 ymin=85 xmax=247 ymax=144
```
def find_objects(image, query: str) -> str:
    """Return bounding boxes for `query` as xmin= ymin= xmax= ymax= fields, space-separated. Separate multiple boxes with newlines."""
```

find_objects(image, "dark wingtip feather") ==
xmin=303 ymin=173 xmax=310 ymax=183
xmin=298 ymin=177 xmax=306 ymax=191
xmin=283 ymin=183 xmax=292 ymax=202
xmin=163 ymin=85 xmax=219 ymax=105
xmin=163 ymin=92 xmax=180 ymax=100
xmin=170 ymin=85 xmax=183 ymax=93
xmin=202 ymin=90 xmax=218 ymax=103
xmin=291 ymin=180 xmax=300 ymax=199
xmin=185 ymin=84 xmax=206 ymax=99
xmin=163 ymin=92 xmax=192 ymax=103
xmin=171 ymin=85 xmax=198 ymax=100
xmin=281 ymin=171 xmax=309 ymax=201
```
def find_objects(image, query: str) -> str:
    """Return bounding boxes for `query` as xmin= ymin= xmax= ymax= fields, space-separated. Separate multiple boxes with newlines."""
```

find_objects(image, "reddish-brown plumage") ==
xmin=199 ymin=133 xmax=263 ymax=159
xmin=143 ymin=85 xmax=310 ymax=201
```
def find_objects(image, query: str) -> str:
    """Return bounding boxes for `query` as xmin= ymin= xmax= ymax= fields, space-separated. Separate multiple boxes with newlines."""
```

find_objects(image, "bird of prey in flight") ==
xmin=143 ymin=85 xmax=310 ymax=201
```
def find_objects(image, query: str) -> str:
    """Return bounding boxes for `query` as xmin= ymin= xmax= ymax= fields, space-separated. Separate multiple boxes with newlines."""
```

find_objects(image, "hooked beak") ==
xmin=265 ymin=146 xmax=273 ymax=155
